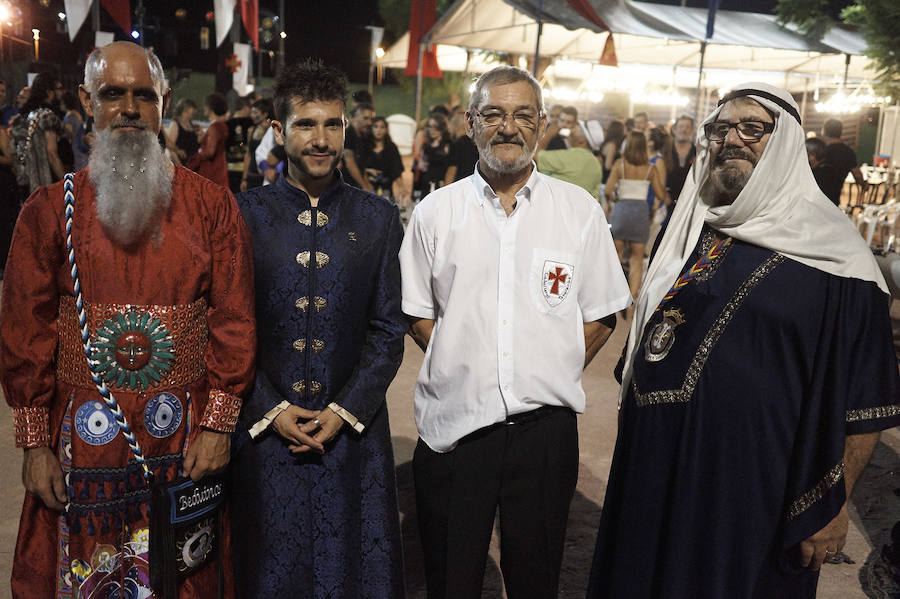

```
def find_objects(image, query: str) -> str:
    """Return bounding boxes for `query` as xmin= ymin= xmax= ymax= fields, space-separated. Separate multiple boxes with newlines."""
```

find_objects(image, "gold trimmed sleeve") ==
xmin=787 ymin=461 xmax=844 ymax=521
xmin=12 ymin=406 xmax=51 ymax=448
xmin=846 ymin=404 xmax=900 ymax=422
xmin=199 ymin=389 xmax=243 ymax=433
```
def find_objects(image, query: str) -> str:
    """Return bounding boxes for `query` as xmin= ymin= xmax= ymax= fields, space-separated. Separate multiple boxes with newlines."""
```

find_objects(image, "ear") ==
xmin=464 ymin=111 xmax=475 ymax=139
xmin=78 ymin=84 xmax=93 ymax=118
xmin=271 ymin=120 xmax=284 ymax=146
xmin=161 ymin=88 xmax=172 ymax=119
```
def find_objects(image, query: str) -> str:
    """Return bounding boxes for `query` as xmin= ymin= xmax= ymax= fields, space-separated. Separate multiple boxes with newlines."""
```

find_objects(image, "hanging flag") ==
xmin=63 ymin=0 xmax=91 ymax=42
xmin=232 ymin=42 xmax=254 ymax=95
xmin=405 ymin=0 xmax=442 ymax=79
xmin=598 ymin=32 xmax=617 ymax=67
xmin=565 ymin=0 xmax=610 ymax=31
xmin=238 ymin=0 xmax=258 ymax=51
xmin=215 ymin=0 xmax=236 ymax=48
xmin=100 ymin=0 xmax=131 ymax=35
xmin=705 ymin=0 xmax=721 ymax=40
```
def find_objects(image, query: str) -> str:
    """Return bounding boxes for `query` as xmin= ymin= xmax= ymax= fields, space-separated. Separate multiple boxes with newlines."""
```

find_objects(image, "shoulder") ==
xmin=534 ymin=171 xmax=597 ymax=207
xmin=173 ymin=165 xmax=232 ymax=206
xmin=340 ymin=183 xmax=400 ymax=220
xmin=413 ymin=177 xmax=471 ymax=222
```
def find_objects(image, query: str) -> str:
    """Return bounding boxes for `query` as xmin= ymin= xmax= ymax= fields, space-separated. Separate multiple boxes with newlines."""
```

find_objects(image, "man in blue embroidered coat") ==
xmin=229 ymin=60 xmax=406 ymax=598
xmin=587 ymin=83 xmax=900 ymax=598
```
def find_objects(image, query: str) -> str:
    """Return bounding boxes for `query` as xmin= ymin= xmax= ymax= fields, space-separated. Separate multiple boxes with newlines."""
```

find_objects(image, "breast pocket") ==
xmin=529 ymin=248 xmax=578 ymax=317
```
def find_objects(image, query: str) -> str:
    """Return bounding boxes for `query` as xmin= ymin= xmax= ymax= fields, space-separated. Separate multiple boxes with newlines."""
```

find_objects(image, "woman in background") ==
xmin=165 ymin=98 xmax=200 ymax=165
xmin=413 ymin=112 xmax=451 ymax=195
xmin=361 ymin=116 xmax=407 ymax=204
xmin=186 ymin=93 xmax=229 ymax=187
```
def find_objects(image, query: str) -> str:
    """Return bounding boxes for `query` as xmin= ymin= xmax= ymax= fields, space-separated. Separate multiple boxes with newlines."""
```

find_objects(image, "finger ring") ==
xmin=825 ymin=548 xmax=835 ymax=555
xmin=313 ymin=418 xmax=321 ymax=427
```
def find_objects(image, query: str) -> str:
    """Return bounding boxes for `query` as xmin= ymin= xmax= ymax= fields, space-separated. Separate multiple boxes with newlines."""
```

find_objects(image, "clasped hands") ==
xmin=271 ymin=404 xmax=344 ymax=454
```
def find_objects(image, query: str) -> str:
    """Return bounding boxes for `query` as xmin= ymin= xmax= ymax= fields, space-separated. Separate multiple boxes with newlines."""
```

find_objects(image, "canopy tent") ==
xmin=380 ymin=0 xmax=876 ymax=93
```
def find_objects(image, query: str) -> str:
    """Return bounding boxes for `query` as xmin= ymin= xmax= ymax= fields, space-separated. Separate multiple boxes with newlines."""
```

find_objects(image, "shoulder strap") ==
xmin=63 ymin=173 xmax=153 ymax=484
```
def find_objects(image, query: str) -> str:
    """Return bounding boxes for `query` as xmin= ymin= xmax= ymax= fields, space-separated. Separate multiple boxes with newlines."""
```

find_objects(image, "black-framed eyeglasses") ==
xmin=703 ymin=120 xmax=774 ymax=143
xmin=474 ymin=108 xmax=542 ymax=130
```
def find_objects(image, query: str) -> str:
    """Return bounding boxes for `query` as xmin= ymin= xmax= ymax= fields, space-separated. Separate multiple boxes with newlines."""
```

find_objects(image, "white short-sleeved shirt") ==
xmin=399 ymin=164 xmax=632 ymax=452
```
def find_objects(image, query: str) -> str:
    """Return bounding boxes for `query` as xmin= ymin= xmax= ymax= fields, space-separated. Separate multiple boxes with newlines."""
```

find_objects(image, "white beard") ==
xmin=89 ymin=129 xmax=172 ymax=246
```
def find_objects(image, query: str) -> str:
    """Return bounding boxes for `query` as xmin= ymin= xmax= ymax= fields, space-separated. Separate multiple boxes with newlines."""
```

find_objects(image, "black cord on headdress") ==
xmin=717 ymin=89 xmax=802 ymax=125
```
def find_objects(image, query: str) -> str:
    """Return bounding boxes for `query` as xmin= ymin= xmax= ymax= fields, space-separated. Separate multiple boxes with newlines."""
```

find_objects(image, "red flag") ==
xmin=100 ymin=0 xmax=131 ymax=34
xmin=239 ymin=0 xmax=258 ymax=51
xmin=565 ymin=0 xmax=610 ymax=31
xmin=405 ymin=0 xmax=442 ymax=79
xmin=599 ymin=33 xmax=617 ymax=67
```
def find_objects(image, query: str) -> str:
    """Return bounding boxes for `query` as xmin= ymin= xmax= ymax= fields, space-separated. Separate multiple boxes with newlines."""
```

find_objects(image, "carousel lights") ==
xmin=815 ymin=91 xmax=893 ymax=114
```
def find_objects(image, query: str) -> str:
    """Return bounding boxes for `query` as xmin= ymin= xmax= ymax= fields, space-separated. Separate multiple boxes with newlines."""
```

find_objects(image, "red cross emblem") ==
xmin=541 ymin=260 xmax=573 ymax=308
xmin=226 ymin=54 xmax=242 ymax=73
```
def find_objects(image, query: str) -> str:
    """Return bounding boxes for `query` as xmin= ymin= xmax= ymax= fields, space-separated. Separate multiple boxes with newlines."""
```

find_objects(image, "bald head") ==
xmin=84 ymin=42 xmax=168 ymax=96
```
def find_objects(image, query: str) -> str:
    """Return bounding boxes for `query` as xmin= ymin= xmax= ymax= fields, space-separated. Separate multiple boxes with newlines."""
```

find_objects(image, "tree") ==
xmin=776 ymin=0 xmax=900 ymax=93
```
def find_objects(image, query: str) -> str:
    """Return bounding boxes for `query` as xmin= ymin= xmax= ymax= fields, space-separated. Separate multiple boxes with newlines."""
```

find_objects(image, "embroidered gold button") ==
xmin=316 ymin=212 xmax=329 ymax=227
xmin=314 ymin=297 xmax=327 ymax=312
xmin=309 ymin=381 xmax=323 ymax=395
xmin=293 ymin=339 xmax=306 ymax=352
xmin=291 ymin=381 xmax=305 ymax=394
xmin=295 ymin=297 xmax=309 ymax=311
xmin=296 ymin=251 xmax=310 ymax=267
xmin=311 ymin=339 xmax=325 ymax=354
xmin=315 ymin=252 xmax=329 ymax=268
xmin=298 ymin=211 xmax=312 ymax=226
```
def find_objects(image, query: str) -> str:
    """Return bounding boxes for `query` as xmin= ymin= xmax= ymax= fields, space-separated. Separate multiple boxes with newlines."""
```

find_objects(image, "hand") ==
xmin=272 ymin=405 xmax=325 ymax=454
xmin=22 ymin=447 xmax=67 ymax=510
xmin=289 ymin=407 xmax=345 ymax=454
xmin=240 ymin=179 xmax=248 ymax=192
xmin=361 ymin=180 xmax=375 ymax=192
xmin=799 ymin=505 xmax=848 ymax=570
xmin=182 ymin=430 xmax=231 ymax=482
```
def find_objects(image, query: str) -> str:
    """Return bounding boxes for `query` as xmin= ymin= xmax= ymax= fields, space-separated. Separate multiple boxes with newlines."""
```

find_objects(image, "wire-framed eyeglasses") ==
xmin=704 ymin=120 xmax=774 ymax=143
xmin=473 ymin=108 xmax=542 ymax=130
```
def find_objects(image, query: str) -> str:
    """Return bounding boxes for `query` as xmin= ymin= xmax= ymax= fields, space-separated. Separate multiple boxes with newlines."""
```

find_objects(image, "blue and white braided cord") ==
xmin=63 ymin=173 xmax=152 ymax=483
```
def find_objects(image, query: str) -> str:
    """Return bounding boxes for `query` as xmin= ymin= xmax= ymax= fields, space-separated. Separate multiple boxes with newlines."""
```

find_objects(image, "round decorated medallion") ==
xmin=93 ymin=311 xmax=175 ymax=391
xmin=644 ymin=309 xmax=686 ymax=363
xmin=179 ymin=520 xmax=214 ymax=570
xmin=143 ymin=392 xmax=183 ymax=438
xmin=74 ymin=401 xmax=120 ymax=445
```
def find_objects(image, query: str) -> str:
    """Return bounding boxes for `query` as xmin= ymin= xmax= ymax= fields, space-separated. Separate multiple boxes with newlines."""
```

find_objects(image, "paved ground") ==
xmin=2 ymin=315 xmax=898 ymax=598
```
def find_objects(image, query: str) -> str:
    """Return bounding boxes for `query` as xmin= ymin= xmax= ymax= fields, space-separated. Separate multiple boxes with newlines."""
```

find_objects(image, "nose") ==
xmin=121 ymin=92 xmax=139 ymax=118
xmin=499 ymin=114 xmax=517 ymax=135
xmin=723 ymin=125 xmax=744 ymax=146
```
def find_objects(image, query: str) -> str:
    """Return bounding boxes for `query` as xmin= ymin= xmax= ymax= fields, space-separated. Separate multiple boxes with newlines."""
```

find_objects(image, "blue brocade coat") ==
xmin=230 ymin=175 xmax=406 ymax=599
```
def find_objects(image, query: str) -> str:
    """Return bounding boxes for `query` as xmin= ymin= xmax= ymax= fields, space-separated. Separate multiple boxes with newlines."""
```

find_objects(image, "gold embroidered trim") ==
xmin=846 ymin=404 xmax=900 ymax=422
xmin=199 ymin=389 xmax=242 ymax=432
xmin=314 ymin=296 xmax=327 ymax=312
xmin=317 ymin=212 xmax=328 ymax=227
xmin=787 ymin=461 xmax=845 ymax=521
xmin=12 ymin=406 xmax=50 ymax=448
xmin=57 ymin=297 xmax=208 ymax=392
xmin=291 ymin=380 xmax=323 ymax=395
xmin=309 ymin=381 xmax=322 ymax=395
xmin=296 ymin=252 xmax=329 ymax=268
xmin=694 ymin=229 xmax=732 ymax=282
xmin=297 ymin=251 xmax=310 ymax=267
xmin=295 ymin=297 xmax=309 ymax=311
xmin=633 ymin=254 xmax=784 ymax=406
xmin=297 ymin=211 xmax=329 ymax=227
xmin=316 ymin=252 xmax=329 ymax=268
xmin=293 ymin=339 xmax=306 ymax=352
xmin=311 ymin=339 xmax=325 ymax=354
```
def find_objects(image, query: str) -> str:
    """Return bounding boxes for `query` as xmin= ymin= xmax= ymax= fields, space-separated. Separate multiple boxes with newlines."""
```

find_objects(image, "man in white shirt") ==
xmin=399 ymin=66 xmax=631 ymax=599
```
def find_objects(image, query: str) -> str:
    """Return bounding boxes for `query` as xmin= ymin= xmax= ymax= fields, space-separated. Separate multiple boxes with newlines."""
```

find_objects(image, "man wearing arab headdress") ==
xmin=1 ymin=41 xmax=255 ymax=598
xmin=586 ymin=82 xmax=900 ymax=598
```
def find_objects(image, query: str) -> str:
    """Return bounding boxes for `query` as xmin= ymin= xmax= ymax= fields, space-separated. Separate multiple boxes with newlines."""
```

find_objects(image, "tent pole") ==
xmin=843 ymin=53 xmax=850 ymax=87
xmin=415 ymin=41 xmax=425 ymax=124
xmin=694 ymin=40 xmax=707 ymax=122
xmin=533 ymin=0 xmax=544 ymax=76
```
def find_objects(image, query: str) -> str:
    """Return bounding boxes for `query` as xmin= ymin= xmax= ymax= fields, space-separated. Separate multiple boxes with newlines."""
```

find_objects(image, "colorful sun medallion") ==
xmin=143 ymin=392 xmax=183 ymax=438
xmin=93 ymin=310 xmax=175 ymax=391
xmin=644 ymin=308 xmax=686 ymax=363
xmin=74 ymin=401 xmax=120 ymax=445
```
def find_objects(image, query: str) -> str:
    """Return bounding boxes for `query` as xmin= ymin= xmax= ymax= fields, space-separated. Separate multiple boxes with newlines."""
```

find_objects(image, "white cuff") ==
xmin=249 ymin=400 xmax=292 ymax=439
xmin=327 ymin=402 xmax=365 ymax=433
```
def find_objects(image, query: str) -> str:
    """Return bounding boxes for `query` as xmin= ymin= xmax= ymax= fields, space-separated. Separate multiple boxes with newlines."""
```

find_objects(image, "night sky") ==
xmin=11 ymin=0 xmax=795 ymax=84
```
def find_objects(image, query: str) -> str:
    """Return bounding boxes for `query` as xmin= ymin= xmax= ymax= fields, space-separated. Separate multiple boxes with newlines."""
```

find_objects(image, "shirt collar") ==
xmin=470 ymin=161 xmax=540 ymax=207
xmin=276 ymin=169 xmax=345 ymax=207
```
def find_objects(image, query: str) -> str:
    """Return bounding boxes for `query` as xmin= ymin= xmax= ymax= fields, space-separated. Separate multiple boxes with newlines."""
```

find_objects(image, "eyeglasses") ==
xmin=703 ymin=120 xmax=774 ymax=143
xmin=474 ymin=108 xmax=541 ymax=130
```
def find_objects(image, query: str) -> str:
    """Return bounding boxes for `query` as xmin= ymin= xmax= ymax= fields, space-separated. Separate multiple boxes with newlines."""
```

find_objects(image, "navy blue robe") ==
xmin=588 ymin=228 xmax=900 ymax=598
xmin=230 ymin=175 xmax=406 ymax=598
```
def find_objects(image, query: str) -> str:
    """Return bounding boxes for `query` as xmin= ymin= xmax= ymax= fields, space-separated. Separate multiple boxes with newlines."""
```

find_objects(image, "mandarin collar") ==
xmin=470 ymin=161 xmax=539 ymax=207
xmin=275 ymin=170 xmax=345 ymax=208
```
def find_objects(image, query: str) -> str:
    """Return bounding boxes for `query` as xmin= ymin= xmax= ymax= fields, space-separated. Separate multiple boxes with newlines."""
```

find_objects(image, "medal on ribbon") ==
xmin=645 ymin=309 xmax=686 ymax=362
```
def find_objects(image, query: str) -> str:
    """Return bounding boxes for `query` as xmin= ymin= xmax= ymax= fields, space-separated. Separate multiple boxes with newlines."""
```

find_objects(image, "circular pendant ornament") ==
xmin=143 ymin=392 xmax=183 ymax=438
xmin=93 ymin=310 xmax=175 ymax=391
xmin=644 ymin=308 xmax=686 ymax=363
xmin=74 ymin=401 xmax=120 ymax=445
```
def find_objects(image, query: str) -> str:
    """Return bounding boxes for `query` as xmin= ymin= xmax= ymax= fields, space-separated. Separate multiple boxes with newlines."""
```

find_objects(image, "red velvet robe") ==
xmin=1 ymin=165 xmax=256 ymax=599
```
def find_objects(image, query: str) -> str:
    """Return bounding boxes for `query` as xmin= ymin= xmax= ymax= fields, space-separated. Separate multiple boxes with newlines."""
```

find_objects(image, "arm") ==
xmin=45 ymin=130 xmax=65 ymax=180
xmin=850 ymin=166 xmax=868 ymax=191
xmin=538 ymin=122 xmax=561 ymax=151
xmin=185 ymin=121 xmax=225 ymax=169
xmin=650 ymin=165 xmax=667 ymax=210
xmin=584 ymin=314 xmax=616 ymax=368
xmin=408 ymin=317 xmax=434 ymax=352
xmin=443 ymin=165 xmax=458 ymax=187
xmin=799 ymin=431 xmax=879 ymax=570
xmin=605 ymin=159 xmax=622 ymax=203
xmin=343 ymin=150 xmax=374 ymax=191
xmin=183 ymin=187 xmax=257 ymax=481
xmin=602 ymin=142 xmax=617 ymax=172
xmin=240 ymin=128 xmax=254 ymax=191
xmin=1 ymin=188 xmax=67 ymax=509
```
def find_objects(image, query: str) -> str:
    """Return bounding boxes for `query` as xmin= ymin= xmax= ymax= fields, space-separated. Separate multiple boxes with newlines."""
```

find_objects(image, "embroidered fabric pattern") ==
xmin=633 ymin=254 xmax=785 ymax=406
xmin=12 ymin=406 xmax=51 ymax=448
xmin=846 ymin=404 xmax=900 ymax=422
xmin=786 ymin=461 xmax=845 ymax=521
xmin=655 ymin=235 xmax=733 ymax=312
xmin=199 ymin=389 xmax=242 ymax=432
xmin=694 ymin=229 xmax=733 ymax=282
xmin=57 ymin=296 xmax=208 ymax=391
